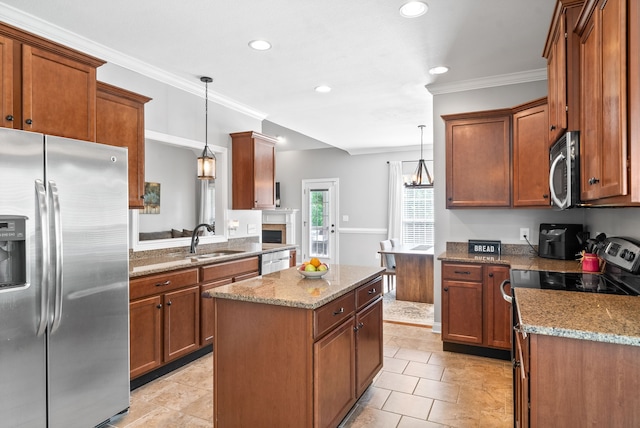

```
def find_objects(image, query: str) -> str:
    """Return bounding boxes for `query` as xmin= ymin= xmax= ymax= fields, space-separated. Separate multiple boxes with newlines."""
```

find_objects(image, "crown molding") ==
xmin=426 ymin=68 xmax=547 ymax=95
xmin=0 ymin=3 xmax=268 ymax=121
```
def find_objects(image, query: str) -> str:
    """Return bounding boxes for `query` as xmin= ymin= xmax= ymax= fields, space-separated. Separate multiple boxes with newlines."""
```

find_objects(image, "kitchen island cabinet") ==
xmin=209 ymin=265 xmax=384 ymax=428
xmin=514 ymin=288 xmax=640 ymax=426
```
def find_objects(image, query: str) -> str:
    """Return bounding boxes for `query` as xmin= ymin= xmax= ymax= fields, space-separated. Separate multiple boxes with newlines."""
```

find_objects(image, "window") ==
xmin=402 ymin=186 xmax=434 ymax=246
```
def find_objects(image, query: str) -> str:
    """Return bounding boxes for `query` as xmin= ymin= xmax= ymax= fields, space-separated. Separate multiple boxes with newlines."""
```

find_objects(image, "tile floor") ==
xmin=108 ymin=323 xmax=513 ymax=428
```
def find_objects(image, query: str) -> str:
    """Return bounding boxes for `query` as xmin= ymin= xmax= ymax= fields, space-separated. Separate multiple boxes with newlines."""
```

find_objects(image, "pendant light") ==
xmin=406 ymin=125 xmax=433 ymax=187
xmin=197 ymin=76 xmax=216 ymax=180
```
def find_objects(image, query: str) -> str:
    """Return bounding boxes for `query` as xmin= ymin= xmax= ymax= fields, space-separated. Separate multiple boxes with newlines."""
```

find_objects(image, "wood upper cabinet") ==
xmin=577 ymin=0 xmax=628 ymax=202
xmin=0 ymin=35 xmax=13 ymax=128
xmin=231 ymin=131 xmax=277 ymax=210
xmin=512 ymin=98 xmax=551 ymax=207
xmin=96 ymin=82 xmax=151 ymax=209
xmin=0 ymin=22 xmax=104 ymax=141
xmin=543 ymin=0 xmax=584 ymax=144
xmin=443 ymin=111 xmax=511 ymax=208
xmin=441 ymin=262 xmax=511 ymax=350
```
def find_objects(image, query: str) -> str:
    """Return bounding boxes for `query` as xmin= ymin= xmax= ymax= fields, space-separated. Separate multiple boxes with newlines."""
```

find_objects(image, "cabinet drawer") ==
xmin=200 ymin=256 xmax=259 ymax=282
xmin=442 ymin=263 xmax=483 ymax=282
xmin=355 ymin=276 xmax=382 ymax=311
xmin=130 ymin=268 xmax=199 ymax=300
xmin=314 ymin=292 xmax=355 ymax=339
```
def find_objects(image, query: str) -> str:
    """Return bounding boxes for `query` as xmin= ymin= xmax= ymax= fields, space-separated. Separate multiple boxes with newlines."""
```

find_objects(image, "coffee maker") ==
xmin=538 ymin=223 xmax=584 ymax=260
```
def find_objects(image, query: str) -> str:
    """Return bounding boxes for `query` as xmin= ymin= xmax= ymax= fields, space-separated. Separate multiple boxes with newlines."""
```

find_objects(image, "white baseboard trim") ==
xmin=431 ymin=322 xmax=441 ymax=334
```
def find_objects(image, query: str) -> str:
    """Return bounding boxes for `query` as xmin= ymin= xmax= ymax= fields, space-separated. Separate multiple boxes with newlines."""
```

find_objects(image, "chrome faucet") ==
xmin=189 ymin=223 xmax=215 ymax=254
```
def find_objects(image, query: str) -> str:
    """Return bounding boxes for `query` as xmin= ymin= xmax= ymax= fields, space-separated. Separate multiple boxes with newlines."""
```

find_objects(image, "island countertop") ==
xmin=515 ymin=288 xmax=640 ymax=347
xmin=208 ymin=264 xmax=385 ymax=309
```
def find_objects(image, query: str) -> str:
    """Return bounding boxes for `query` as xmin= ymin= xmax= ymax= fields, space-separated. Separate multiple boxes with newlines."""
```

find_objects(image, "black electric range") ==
xmin=510 ymin=236 xmax=640 ymax=296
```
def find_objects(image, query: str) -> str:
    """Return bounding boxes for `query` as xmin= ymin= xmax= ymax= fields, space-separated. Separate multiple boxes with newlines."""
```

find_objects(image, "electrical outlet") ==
xmin=520 ymin=228 xmax=530 ymax=241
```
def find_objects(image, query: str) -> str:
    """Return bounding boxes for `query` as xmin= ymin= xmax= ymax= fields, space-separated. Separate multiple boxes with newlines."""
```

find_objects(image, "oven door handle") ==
xmin=500 ymin=279 xmax=512 ymax=303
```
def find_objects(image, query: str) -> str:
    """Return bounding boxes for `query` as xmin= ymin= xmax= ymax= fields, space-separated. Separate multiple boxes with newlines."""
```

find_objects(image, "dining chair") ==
xmin=390 ymin=238 xmax=401 ymax=247
xmin=379 ymin=240 xmax=396 ymax=294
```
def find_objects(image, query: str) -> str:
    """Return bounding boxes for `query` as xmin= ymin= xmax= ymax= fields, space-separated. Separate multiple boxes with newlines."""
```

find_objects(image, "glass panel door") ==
xmin=302 ymin=179 xmax=338 ymax=264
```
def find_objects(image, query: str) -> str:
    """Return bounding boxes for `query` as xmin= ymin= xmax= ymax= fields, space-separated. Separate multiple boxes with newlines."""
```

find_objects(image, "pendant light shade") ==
xmin=198 ymin=76 xmax=216 ymax=180
xmin=406 ymin=125 xmax=433 ymax=187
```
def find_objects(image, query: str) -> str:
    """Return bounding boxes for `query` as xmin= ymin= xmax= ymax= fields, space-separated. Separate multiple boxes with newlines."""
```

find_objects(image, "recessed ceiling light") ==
xmin=314 ymin=85 xmax=332 ymax=93
xmin=400 ymin=1 xmax=428 ymax=18
xmin=248 ymin=40 xmax=272 ymax=51
xmin=429 ymin=66 xmax=449 ymax=75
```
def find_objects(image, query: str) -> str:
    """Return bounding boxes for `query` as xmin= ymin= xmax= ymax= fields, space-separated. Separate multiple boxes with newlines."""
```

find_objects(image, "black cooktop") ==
xmin=510 ymin=270 xmax=636 ymax=296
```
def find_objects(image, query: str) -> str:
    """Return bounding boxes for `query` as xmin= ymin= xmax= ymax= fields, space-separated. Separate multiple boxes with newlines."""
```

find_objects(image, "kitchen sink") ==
xmin=188 ymin=249 xmax=245 ymax=261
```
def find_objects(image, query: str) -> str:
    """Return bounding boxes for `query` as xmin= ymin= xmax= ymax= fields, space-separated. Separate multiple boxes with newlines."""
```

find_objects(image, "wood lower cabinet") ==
xmin=441 ymin=262 xmax=511 ymax=350
xmin=199 ymin=256 xmax=259 ymax=346
xmin=0 ymin=22 xmax=104 ymax=141
xmin=231 ymin=131 xmax=277 ymax=210
xmin=443 ymin=110 xmax=512 ymax=208
xmin=96 ymin=82 xmax=151 ymax=209
xmin=129 ymin=295 xmax=163 ymax=379
xmin=515 ymin=329 xmax=640 ymax=426
xmin=213 ymin=275 xmax=383 ymax=428
xmin=163 ymin=286 xmax=200 ymax=361
xmin=512 ymin=98 xmax=551 ymax=207
xmin=129 ymin=268 xmax=199 ymax=379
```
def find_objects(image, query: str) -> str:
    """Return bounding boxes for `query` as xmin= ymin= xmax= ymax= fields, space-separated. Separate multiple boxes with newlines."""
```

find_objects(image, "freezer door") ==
xmin=0 ymin=128 xmax=47 ymax=428
xmin=45 ymin=136 xmax=130 ymax=428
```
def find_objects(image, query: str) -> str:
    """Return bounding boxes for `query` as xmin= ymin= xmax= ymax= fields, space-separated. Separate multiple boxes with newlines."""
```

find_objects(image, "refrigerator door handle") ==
xmin=49 ymin=180 xmax=64 ymax=334
xmin=35 ymin=180 xmax=50 ymax=337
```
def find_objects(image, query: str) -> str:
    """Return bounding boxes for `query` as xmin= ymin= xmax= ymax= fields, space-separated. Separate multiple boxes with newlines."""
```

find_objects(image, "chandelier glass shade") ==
xmin=197 ymin=76 xmax=216 ymax=180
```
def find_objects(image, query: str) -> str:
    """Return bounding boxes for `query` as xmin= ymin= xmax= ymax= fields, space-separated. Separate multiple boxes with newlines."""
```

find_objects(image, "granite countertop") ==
xmin=207 ymin=265 xmax=385 ymax=309
xmin=129 ymin=243 xmax=297 ymax=278
xmin=515 ymin=288 xmax=640 ymax=347
xmin=438 ymin=249 xmax=584 ymax=273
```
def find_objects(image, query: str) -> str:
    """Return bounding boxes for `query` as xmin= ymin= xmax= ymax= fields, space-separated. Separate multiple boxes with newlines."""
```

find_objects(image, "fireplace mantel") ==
xmin=262 ymin=208 xmax=298 ymax=245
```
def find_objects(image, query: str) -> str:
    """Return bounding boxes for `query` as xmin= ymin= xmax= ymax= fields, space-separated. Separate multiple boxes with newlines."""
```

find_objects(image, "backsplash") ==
xmin=129 ymin=236 xmax=260 ymax=261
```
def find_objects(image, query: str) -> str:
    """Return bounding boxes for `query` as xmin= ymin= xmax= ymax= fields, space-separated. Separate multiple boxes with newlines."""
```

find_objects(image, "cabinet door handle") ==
xmin=488 ymin=273 xmax=494 ymax=277
xmin=5 ymin=115 xmax=13 ymax=121
xmin=354 ymin=322 xmax=364 ymax=332
xmin=156 ymin=304 xmax=162 ymax=309
xmin=155 ymin=280 xmax=171 ymax=287
xmin=25 ymin=118 xmax=33 ymax=125
xmin=589 ymin=177 xmax=600 ymax=185
xmin=444 ymin=287 xmax=449 ymax=292
xmin=167 ymin=301 xmax=172 ymax=306
xmin=543 ymin=194 xmax=549 ymax=199
xmin=513 ymin=359 xmax=521 ymax=369
xmin=550 ymin=125 xmax=556 ymax=131
xmin=454 ymin=270 xmax=470 ymax=275
xmin=368 ymin=288 xmax=377 ymax=294
xmin=333 ymin=307 xmax=344 ymax=316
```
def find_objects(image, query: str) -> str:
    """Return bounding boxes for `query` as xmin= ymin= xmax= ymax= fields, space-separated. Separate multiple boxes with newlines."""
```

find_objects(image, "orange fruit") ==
xmin=310 ymin=257 xmax=321 ymax=268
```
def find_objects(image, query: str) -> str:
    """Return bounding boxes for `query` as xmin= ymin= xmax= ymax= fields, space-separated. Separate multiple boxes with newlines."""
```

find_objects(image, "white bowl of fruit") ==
xmin=298 ymin=258 xmax=329 ymax=278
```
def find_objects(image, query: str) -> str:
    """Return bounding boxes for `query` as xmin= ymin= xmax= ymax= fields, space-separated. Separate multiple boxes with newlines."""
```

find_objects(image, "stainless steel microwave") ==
xmin=549 ymin=131 xmax=580 ymax=209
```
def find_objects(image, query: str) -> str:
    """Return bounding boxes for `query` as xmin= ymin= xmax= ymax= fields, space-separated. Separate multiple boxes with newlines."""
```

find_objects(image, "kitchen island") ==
xmin=514 ymin=288 xmax=640 ymax=427
xmin=207 ymin=264 xmax=384 ymax=428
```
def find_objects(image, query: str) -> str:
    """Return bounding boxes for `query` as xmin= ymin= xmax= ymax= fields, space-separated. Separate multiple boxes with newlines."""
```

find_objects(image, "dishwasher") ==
xmin=261 ymin=249 xmax=291 ymax=274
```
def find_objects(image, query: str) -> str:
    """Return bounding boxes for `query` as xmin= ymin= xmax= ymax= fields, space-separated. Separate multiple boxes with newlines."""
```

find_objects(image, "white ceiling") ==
xmin=0 ymin=0 xmax=555 ymax=154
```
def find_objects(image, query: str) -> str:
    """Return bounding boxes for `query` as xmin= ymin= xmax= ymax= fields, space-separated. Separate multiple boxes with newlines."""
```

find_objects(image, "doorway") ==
xmin=301 ymin=179 xmax=338 ymax=265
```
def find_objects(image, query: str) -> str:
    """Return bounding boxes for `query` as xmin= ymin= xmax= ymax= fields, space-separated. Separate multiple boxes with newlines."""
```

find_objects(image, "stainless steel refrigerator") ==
xmin=0 ymin=128 xmax=130 ymax=427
